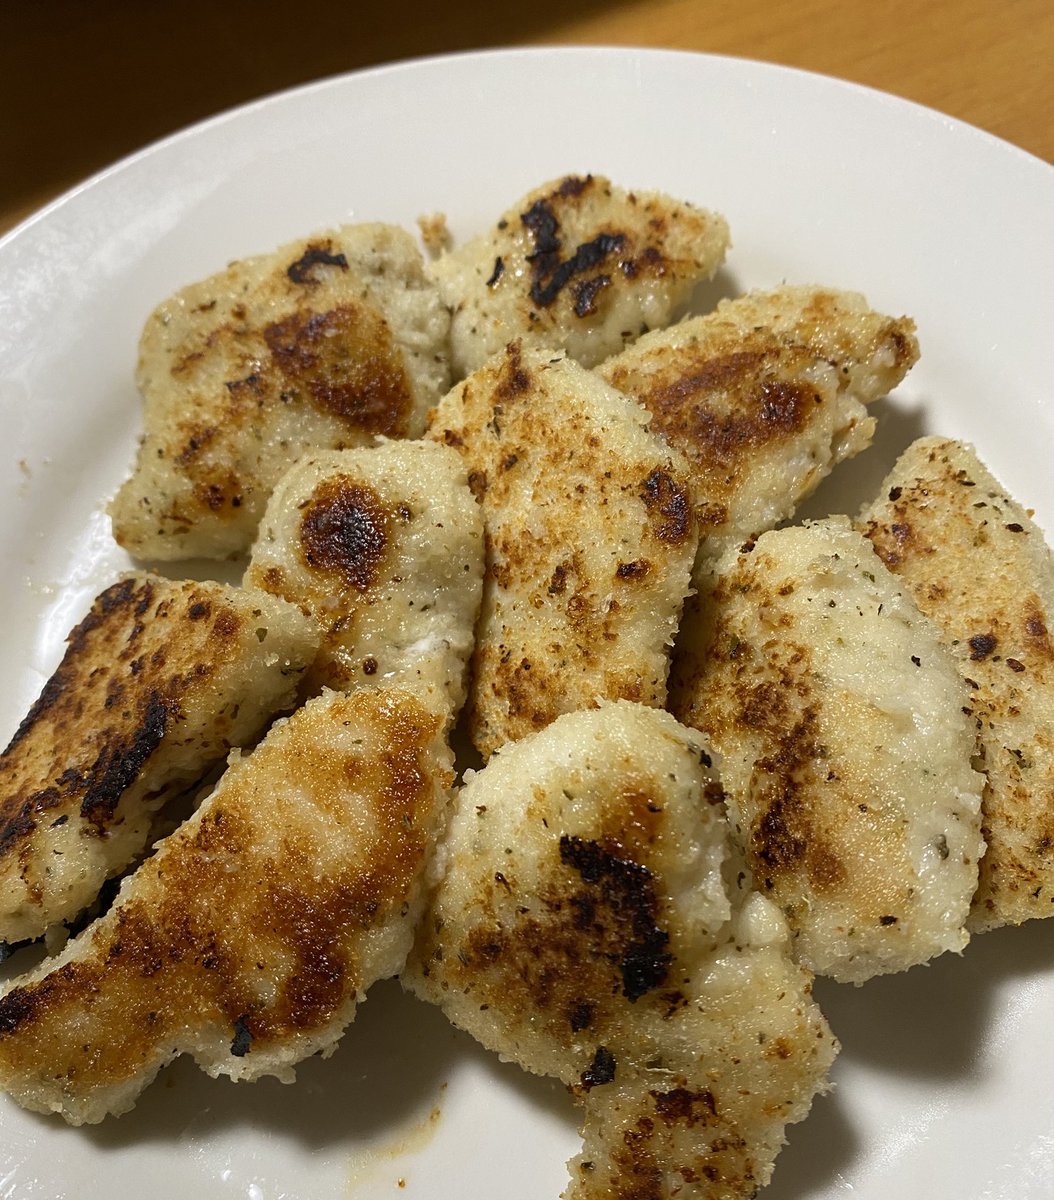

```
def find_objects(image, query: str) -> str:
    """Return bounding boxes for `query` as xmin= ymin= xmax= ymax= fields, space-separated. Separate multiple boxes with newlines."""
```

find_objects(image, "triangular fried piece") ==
xmin=0 ymin=575 xmax=318 ymax=944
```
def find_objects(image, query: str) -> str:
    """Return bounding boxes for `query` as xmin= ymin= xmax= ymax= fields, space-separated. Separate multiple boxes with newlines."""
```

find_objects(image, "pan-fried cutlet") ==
xmin=597 ymin=285 xmax=919 ymax=566
xmin=428 ymin=342 xmax=698 ymax=759
xmin=431 ymin=174 xmax=729 ymax=378
xmin=0 ymin=686 xmax=453 ymax=1125
xmin=404 ymin=703 xmax=837 ymax=1200
xmin=110 ymin=224 xmax=450 ymax=561
xmin=859 ymin=437 xmax=1054 ymax=933
xmin=671 ymin=519 xmax=985 ymax=983
xmin=245 ymin=441 xmax=483 ymax=717
xmin=0 ymin=575 xmax=318 ymax=946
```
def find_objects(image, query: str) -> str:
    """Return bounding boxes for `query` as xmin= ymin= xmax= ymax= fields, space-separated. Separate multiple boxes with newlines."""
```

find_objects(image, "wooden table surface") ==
xmin=1 ymin=0 xmax=1051 ymax=237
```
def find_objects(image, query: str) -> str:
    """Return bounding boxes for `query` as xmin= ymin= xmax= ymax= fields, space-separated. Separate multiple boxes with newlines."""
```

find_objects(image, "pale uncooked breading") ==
xmin=431 ymin=174 xmax=730 ymax=378
xmin=672 ymin=519 xmax=985 ymax=983
xmin=0 ymin=687 xmax=453 ymax=1125
xmin=859 ymin=437 xmax=1054 ymax=933
xmin=404 ymin=703 xmax=837 ymax=1200
xmin=110 ymin=224 xmax=450 ymax=561
xmin=245 ymin=441 xmax=483 ymax=719
xmin=597 ymin=285 xmax=919 ymax=565
xmin=0 ymin=575 xmax=318 ymax=945
xmin=427 ymin=343 xmax=698 ymax=759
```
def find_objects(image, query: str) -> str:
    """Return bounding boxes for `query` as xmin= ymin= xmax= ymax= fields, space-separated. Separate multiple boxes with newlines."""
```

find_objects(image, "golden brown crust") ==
xmin=598 ymin=285 xmax=919 ymax=561
xmin=405 ymin=704 xmax=836 ymax=1200
xmin=673 ymin=521 xmax=984 ymax=982
xmin=427 ymin=344 xmax=698 ymax=758
xmin=0 ymin=575 xmax=317 ymax=943
xmin=110 ymin=225 xmax=450 ymax=560
xmin=0 ymin=687 xmax=453 ymax=1123
xmin=859 ymin=437 xmax=1054 ymax=931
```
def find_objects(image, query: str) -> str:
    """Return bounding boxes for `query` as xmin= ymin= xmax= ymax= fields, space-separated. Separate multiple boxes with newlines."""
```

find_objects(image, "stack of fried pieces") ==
xmin=1 ymin=174 xmax=1051 ymax=1200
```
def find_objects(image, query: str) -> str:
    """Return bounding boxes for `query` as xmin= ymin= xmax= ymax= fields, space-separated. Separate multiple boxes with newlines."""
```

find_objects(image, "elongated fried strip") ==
xmin=860 ymin=437 xmax=1054 ymax=932
xmin=672 ymin=519 xmax=985 ymax=982
xmin=428 ymin=343 xmax=698 ymax=758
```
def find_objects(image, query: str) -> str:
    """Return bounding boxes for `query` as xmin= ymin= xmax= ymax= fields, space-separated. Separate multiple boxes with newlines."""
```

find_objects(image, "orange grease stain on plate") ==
xmin=345 ymin=1086 xmax=446 ymax=1194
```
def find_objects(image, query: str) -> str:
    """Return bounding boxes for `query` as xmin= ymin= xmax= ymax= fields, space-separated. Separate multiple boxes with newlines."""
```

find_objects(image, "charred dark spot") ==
xmin=0 ymin=985 xmax=38 ymax=1034
xmin=531 ymin=233 xmax=626 ymax=308
xmin=3 ymin=580 xmax=148 ymax=756
xmin=1008 ymin=658 xmax=1026 ymax=673
xmin=879 ymin=914 xmax=899 ymax=926
xmin=548 ymin=564 xmax=569 ymax=595
xmin=519 ymin=192 xmax=626 ymax=310
xmin=467 ymin=470 xmax=488 ymax=501
xmin=485 ymin=256 xmax=505 ymax=287
xmin=571 ymin=274 xmax=611 ymax=317
xmin=496 ymin=345 xmax=531 ymax=399
xmin=616 ymin=560 xmax=651 ymax=580
xmin=580 ymin=1044 xmax=616 ymax=1090
xmin=1006 ymin=522 xmax=1025 ymax=533
xmin=188 ymin=601 xmax=210 ymax=621
xmin=79 ymin=694 xmax=171 ymax=825
xmin=557 ymin=175 xmax=592 ymax=198
xmin=652 ymin=1087 xmax=718 ymax=1125
xmin=298 ymin=477 xmax=390 ymax=591
xmin=230 ymin=1014 xmax=254 ymax=1056
xmin=1026 ymin=614 xmax=1048 ymax=639
xmin=569 ymin=1000 xmax=594 ymax=1032
xmin=362 ymin=657 xmax=378 ymax=676
xmin=560 ymin=835 xmax=671 ymax=1001
xmin=888 ymin=486 xmax=903 ymax=501
xmin=224 ymin=373 xmax=262 ymax=398
xmin=286 ymin=244 xmax=349 ymax=284
xmin=640 ymin=469 xmax=691 ymax=543
xmin=969 ymin=633 xmax=997 ymax=660
xmin=632 ymin=353 xmax=817 ymax=465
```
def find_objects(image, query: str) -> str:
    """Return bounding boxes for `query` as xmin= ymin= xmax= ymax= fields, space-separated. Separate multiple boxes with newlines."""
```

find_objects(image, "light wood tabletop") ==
xmin=1 ymin=0 xmax=1051 ymax=237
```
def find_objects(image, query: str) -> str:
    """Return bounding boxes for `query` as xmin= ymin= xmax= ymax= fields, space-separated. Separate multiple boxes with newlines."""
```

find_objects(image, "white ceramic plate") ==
xmin=1 ymin=46 xmax=1053 ymax=1200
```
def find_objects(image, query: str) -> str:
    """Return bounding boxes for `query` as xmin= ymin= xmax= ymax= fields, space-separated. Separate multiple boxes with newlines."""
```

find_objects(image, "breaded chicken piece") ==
xmin=245 ymin=441 xmax=483 ymax=717
xmin=0 ymin=687 xmax=453 ymax=1125
xmin=428 ymin=343 xmax=698 ymax=759
xmin=110 ymin=224 xmax=450 ymax=561
xmin=597 ymin=285 xmax=919 ymax=565
xmin=431 ymin=174 xmax=730 ymax=378
xmin=404 ymin=704 xmax=837 ymax=1199
xmin=671 ymin=519 xmax=985 ymax=983
xmin=0 ymin=575 xmax=318 ymax=945
xmin=859 ymin=437 xmax=1054 ymax=933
